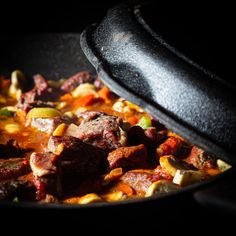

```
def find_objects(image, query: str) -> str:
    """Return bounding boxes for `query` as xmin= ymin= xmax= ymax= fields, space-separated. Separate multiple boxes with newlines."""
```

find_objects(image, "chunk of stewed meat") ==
xmin=107 ymin=144 xmax=148 ymax=171
xmin=120 ymin=170 xmax=162 ymax=193
xmin=0 ymin=178 xmax=29 ymax=200
xmin=47 ymin=136 xmax=106 ymax=175
xmin=128 ymin=126 xmax=167 ymax=151
xmin=29 ymin=115 xmax=75 ymax=134
xmin=0 ymin=158 xmax=31 ymax=181
xmin=187 ymin=146 xmax=217 ymax=169
xmin=30 ymin=152 xmax=61 ymax=200
xmin=61 ymin=71 xmax=93 ymax=92
xmin=0 ymin=139 xmax=30 ymax=159
xmin=74 ymin=111 xmax=127 ymax=151
xmin=17 ymin=74 xmax=59 ymax=113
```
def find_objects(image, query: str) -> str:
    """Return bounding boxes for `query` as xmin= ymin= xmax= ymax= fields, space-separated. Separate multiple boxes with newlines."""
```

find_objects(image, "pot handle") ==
xmin=193 ymin=169 xmax=236 ymax=214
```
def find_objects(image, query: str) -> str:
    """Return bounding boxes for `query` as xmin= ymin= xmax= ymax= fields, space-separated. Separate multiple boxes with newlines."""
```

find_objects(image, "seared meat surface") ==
xmin=30 ymin=152 xmax=60 ymax=200
xmin=74 ymin=111 xmax=127 ymax=151
xmin=0 ymin=139 xmax=29 ymax=159
xmin=0 ymin=158 xmax=31 ymax=181
xmin=17 ymin=74 xmax=59 ymax=112
xmin=107 ymin=144 xmax=148 ymax=171
xmin=61 ymin=71 xmax=93 ymax=92
xmin=48 ymin=136 xmax=106 ymax=175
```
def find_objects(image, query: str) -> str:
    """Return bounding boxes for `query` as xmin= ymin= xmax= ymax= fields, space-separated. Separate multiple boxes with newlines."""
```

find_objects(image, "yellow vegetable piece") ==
xmin=4 ymin=123 xmax=21 ymax=134
xmin=78 ymin=193 xmax=103 ymax=204
xmin=52 ymin=123 xmax=67 ymax=136
xmin=27 ymin=107 xmax=61 ymax=119
xmin=71 ymin=83 xmax=96 ymax=98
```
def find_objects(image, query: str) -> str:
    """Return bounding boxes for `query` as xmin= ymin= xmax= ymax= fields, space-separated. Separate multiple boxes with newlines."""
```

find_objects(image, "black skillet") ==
xmin=0 ymin=2 xmax=236 ymax=221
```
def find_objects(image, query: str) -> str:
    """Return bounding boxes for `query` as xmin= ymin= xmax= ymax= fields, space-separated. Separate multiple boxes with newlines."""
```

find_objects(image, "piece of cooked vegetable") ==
xmin=4 ymin=123 xmax=21 ymax=134
xmin=78 ymin=193 xmax=103 ymax=204
xmin=217 ymin=159 xmax=231 ymax=172
xmin=173 ymin=169 xmax=204 ymax=186
xmin=102 ymin=168 xmax=123 ymax=186
xmin=9 ymin=70 xmax=25 ymax=99
xmin=27 ymin=107 xmax=61 ymax=119
xmin=159 ymin=155 xmax=192 ymax=177
xmin=71 ymin=83 xmax=96 ymax=98
xmin=52 ymin=123 xmax=68 ymax=136
xmin=103 ymin=191 xmax=127 ymax=202
xmin=145 ymin=180 xmax=180 ymax=197
xmin=137 ymin=116 xmax=152 ymax=130
xmin=0 ymin=108 xmax=13 ymax=117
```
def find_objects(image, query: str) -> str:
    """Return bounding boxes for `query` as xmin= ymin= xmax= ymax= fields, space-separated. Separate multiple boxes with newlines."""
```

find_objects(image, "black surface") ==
xmin=81 ymin=2 xmax=236 ymax=165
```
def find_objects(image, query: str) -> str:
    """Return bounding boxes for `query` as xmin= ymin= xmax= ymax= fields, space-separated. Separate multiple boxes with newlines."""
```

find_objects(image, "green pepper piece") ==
xmin=137 ymin=116 xmax=152 ymax=129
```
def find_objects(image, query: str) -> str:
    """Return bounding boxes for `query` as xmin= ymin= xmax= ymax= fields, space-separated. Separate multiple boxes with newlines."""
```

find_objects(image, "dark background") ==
xmin=0 ymin=0 xmax=234 ymax=82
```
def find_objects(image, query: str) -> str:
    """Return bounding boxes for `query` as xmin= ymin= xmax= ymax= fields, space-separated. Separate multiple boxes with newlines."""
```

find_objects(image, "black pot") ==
xmin=0 ymin=1 xmax=235 ymax=229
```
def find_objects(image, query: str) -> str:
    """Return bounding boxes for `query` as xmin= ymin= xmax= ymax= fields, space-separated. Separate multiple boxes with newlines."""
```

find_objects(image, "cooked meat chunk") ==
xmin=30 ymin=116 xmax=74 ymax=134
xmin=30 ymin=152 xmax=61 ymax=200
xmin=30 ymin=117 xmax=63 ymax=134
xmin=156 ymin=136 xmax=183 ymax=157
xmin=0 ymin=139 xmax=29 ymax=159
xmin=0 ymin=158 xmax=31 ymax=181
xmin=128 ymin=126 xmax=167 ymax=151
xmin=0 ymin=178 xmax=28 ymax=200
xmin=47 ymin=136 xmax=106 ymax=175
xmin=187 ymin=146 xmax=217 ymax=169
xmin=107 ymin=144 xmax=148 ymax=170
xmin=61 ymin=71 xmax=93 ymax=92
xmin=17 ymin=74 xmax=59 ymax=112
xmin=71 ymin=111 xmax=127 ymax=151
xmin=120 ymin=170 xmax=162 ymax=193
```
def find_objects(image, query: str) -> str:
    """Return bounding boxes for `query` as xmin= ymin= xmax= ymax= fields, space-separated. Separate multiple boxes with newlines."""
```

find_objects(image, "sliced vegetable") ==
xmin=78 ymin=193 xmax=103 ymax=204
xmin=73 ymin=94 xmax=95 ymax=107
xmin=4 ymin=123 xmax=21 ymax=134
xmin=217 ymin=159 xmax=231 ymax=172
xmin=137 ymin=116 xmax=152 ymax=129
xmin=9 ymin=70 xmax=25 ymax=99
xmin=145 ymin=180 xmax=179 ymax=197
xmin=103 ymin=191 xmax=127 ymax=202
xmin=71 ymin=83 xmax=96 ymax=98
xmin=159 ymin=155 xmax=192 ymax=177
xmin=0 ymin=108 xmax=13 ymax=117
xmin=102 ymin=168 xmax=123 ymax=186
xmin=173 ymin=169 xmax=204 ymax=186
xmin=52 ymin=123 xmax=68 ymax=136
xmin=27 ymin=107 xmax=61 ymax=119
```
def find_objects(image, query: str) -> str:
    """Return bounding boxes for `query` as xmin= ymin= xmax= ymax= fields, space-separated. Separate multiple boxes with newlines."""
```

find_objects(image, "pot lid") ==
xmin=80 ymin=2 xmax=236 ymax=164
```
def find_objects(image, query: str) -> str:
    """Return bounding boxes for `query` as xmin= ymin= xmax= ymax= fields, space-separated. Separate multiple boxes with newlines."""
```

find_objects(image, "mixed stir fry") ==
xmin=0 ymin=71 xmax=231 ymax=204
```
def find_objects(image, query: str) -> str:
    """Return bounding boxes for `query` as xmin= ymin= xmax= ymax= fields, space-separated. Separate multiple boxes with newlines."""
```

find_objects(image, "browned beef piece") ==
xmin=30 ymin=115 xmax=75 ymax=134
xmin=0 ymin=158 xmax=31 ymax=181
xmin=128 ymin=126 xmax=167 ymax=151
xmin=187 ymin=146 xmax=217 ymax=169
xmin=0 ymin=139 xmax=30 ymax=159
xmin=30 ymin=117 xmax=63 ymax=134
xmin=17 ymin=74 xmax=59 ymax=113
xmin=107 ymin=144 xmax=148 ymax=170
xmin=61 ymin=71 xmax=93 ymax=92
xmin=120 ymin=170 xmax=162 ymax=193
xmin=47 ymin=136 xmax=106 ymax=176
xmin=69 ymin=111 xmax=127 ymax=151
xmin=30 ymin=152 xmax=61 ymax=200
xmin=0 ymin=178 xmax=28 ymax=200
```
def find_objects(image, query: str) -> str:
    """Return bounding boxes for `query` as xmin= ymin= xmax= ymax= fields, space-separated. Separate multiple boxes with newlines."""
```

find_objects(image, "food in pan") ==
xmin=0 ymin=70 xmax=231 ymax=204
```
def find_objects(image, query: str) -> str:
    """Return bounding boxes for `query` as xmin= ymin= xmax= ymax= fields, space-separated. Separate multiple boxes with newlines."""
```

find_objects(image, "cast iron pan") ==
xmin=0 ymin=34 xmax=236 ymax=216
xmin=0 ymin=5 xmax=236 ymax=223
